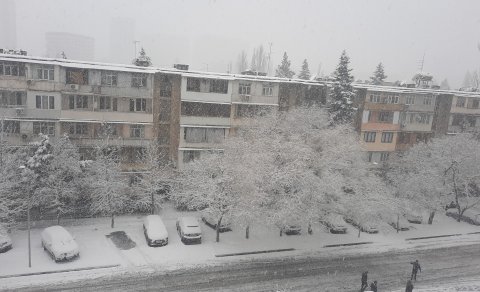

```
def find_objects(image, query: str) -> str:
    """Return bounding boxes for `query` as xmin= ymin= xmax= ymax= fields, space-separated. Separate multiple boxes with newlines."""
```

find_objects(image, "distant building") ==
xmin=109 ymin=18 xmax=135 ymax=64
xmin=0 ymin=0 xmax=17 ymax=49
xmin=45 ymin=32 xmax=95 ymax=61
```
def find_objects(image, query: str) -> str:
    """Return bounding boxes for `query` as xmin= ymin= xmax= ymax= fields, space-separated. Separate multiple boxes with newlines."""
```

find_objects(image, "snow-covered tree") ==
xmin=412 ymin=72 xmax=433 ymax=88
xmin=298 ymin=59 xmax=311 ymax=80
xmin=440 ymin=79 xmax=450 ymax=90
xmin=328 ymin=50 xmax=356 ymax=124
xmin=133 ymin=47 xmax=152 ymax=67
xmin=237 ymin=50 xmax=248 ymax=73
xmin=370 ymin=62 xmax=387 ymax=85
xmin=251 ymin=45 xmax=268 ymax=73
xmin=275 ymin=52 xmax=295 ymax=78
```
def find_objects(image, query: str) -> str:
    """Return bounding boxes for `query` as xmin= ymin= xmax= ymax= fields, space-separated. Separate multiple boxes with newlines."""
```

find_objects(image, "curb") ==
xmin=323 ymin=242 xmax=373 ymax=248
xmin=0 ymin=264 xmax=120 ymax=279
xmin=466 ymin=231 xmax=480 ymax=235
xmin=215 ymin=248 xmax=295 ymax=257
xmin=405 ymin=234 xmax=462 ymax=241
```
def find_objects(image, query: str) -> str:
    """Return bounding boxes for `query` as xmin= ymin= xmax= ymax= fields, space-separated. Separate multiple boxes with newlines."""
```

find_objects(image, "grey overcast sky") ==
xmin=13 ymin=0 xmax=480 ymax=88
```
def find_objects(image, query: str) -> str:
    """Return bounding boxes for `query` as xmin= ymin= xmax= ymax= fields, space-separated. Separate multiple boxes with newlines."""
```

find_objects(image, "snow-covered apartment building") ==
xmin=0 ymin=52 xmax=324 ymax=172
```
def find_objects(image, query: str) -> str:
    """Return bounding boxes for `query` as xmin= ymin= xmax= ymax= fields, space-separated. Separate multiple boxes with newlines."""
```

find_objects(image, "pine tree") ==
xmin=298 ymin=59 xmax=311 ymax=80
xmin=275 ymin=52 xmax=295 ymax=78
xmin=370 ymin=62 xmax=387 ymax=85
xmin=133 ymin=47 xmax=152 ymax=67
xmin=328 ymin=50 xmax=356 ymax=124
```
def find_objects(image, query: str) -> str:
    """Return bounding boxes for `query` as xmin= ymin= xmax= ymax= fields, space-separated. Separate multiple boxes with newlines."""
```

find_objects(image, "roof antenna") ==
xmin=417 ymin=52 xmax=425 ymax=73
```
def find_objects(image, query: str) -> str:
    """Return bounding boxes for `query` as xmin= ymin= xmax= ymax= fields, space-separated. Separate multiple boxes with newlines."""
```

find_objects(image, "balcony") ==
xmin=363 ymin=102 xmax=405 ymax=111
xmin=70 ymin=137 xmax=150 ymax=147
xmin=60 ymin=110 xmax=152 ymax=123
xmin=231 ymin=94 xmax=278 ymax=105
xmin=180 ymin=116 xmax=230 ymax=127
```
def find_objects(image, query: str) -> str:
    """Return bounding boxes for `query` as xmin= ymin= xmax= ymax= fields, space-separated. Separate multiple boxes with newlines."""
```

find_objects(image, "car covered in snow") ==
xmin=176 ymin=217 xmax=202 ymax=244
xmin=344 ymin=217 xmax=379 ymax=234
xmin=320 ymin=214 xmax=348 ymax=234
xmin=0 ymin=226 xmax=12 ymax=253
xmin=143 ymin=215 xmax=168 ymax=247
xmin=388 ymin=216 xmax=410 ymax=231
xmin=41 ymin=226 xmax=79 ymax=262
xmin=201 ymin=214 xmax=232 ymax=232
xmin=281 ymin=224 xmax=302 ymax=235
xmin=406 ymin=214 xmax=423 ymax=224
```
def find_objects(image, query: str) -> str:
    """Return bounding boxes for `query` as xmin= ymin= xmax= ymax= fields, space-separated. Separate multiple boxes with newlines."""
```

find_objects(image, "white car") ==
xmin=345 ymin=217 xmax=379 ymax=234
xmin=388 ymin=216 xmax=410 ymax=231
xmin=320 ymin=215 xmax=348 ymax=234
xmin=406 ymin=214 xmax=423 ymax=224
xmin=143 ymin=215 xmax=169 ymax=247
xmin=0 ymin=226 xmax=12 ymax=253
xmin=202 ymin=214 xmax=232 ymax=232
xmin=41 ymin=226 xmax=79 ymax=262
xmin=176 ymin=217 xmax=202 ymax=244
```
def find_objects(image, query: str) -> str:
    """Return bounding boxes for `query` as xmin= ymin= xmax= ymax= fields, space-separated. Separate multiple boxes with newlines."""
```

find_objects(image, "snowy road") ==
xmin=15 ymin=243 xmax=480 ymax=291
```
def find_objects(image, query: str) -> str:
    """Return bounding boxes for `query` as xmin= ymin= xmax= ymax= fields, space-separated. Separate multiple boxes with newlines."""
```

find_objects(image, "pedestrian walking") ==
xmin=370 ymin=280 xmax=377 ymax=292
xmin=410 ymin=259 xmax=421 ymax=281
xmin=405 ymin=279 xmax=414 ymax=292
xmin=360 ymin=271 xmax=368 ymax=292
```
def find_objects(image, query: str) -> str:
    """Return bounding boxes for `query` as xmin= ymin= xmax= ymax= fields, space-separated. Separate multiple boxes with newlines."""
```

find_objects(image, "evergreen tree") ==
xmin=328 ymin=50 xmax=356 ymax=124
xmin=298 ymin=59 xmax=311 ymax=80
xmin=133 ymin=47 xmax=152 ymax=67
xmin=370 ymin=62 xmax=387 ymax=85
xmin=275 ymin=52 xmax=295 ymax=78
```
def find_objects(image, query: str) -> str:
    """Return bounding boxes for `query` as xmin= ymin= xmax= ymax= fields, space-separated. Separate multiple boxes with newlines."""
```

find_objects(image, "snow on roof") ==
xmin=356 ymin=84 xmax=480 ymax=98
xmin=42 ymin=225 xmax=73 ymax=240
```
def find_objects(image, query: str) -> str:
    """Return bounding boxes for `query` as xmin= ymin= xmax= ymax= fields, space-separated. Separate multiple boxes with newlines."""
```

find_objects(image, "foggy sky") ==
xmin=12 ymin=0 xmax=480 ymax=88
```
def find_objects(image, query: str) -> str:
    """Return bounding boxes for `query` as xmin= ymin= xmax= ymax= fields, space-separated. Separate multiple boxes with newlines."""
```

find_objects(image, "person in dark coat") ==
xmin=410 ymin=259 xmax=421 ymax=281
xmin=405 ymin=279 xmax=414 ymax=292
xmin=360 ymin=271 xmax=368 ymax=291
xmin=370 ymin=280 xmax=378 ymax=292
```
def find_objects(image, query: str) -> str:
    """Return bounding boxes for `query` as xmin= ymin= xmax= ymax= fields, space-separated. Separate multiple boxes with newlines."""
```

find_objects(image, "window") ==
xmin=132 ymin=74 xmax=147 ymax=87
xmin=262 ymin=84 xmax=273 ymax=96
xmin=385 ymin=95 xmax=399 ymax=104
xmin=99 ymin=96 xmax=111 ymax=110
xmin=35 ymin=66 xmax=54 ymax=80
xmin=112 ymin=98 xmax=118 ymax=111
xmin=1 ymin=120 xmax=20 ymax=134
xmin=380 ymin=152 xmax=390 ymax=161
xmin=417 ymin=114 xmax=430 ymax=124
xmin=130 ymin=125 xmax=145 ymax=138
xmin=473 ymin=99 xmax=479 ymax=109
xmin=378 ymin=111 xmax=393 ymax=123
xmin=183 ymin=150 xmax=201 ymax=163
xmin=130 ymin=98 xmax=147 ymax=112
xmin=367 ymin=152 xmax=373 ymax=162
xmin=66 ymin=68 xmax=88 ymax=85
xmin=33 ymin=122 xmax=55 ymax=136
xmin=0 ymin=91 xmax=25 ymax=107
xmin=398 ymin=132 xmax=411 ymax=144
xmin=467 ymin=116 xmax=477 ymax=127
xmin=209 ymin=79 xmax=228 ymax=94
xmin=160 ymin=80 xmax=172 ymax=97
xmin=364 ymin=131 xmax=376 ymax=143
xmin=68 ymin=123 xmax=88 ymax=135
xmin=239 ymin=83 xmax=251 ymax=95
xmin=35 ymin=95 xmax=55 ymax=109
xmin=369 ymin=93 xmax=381 ymax=103
xmin=186 ymin=78 xmax=201 ymax=92
xmin=101 ymin=71 xmax=118 ymax=86
xmin=452 ymin=115 xmax=464 ymax=126
xmin=184 ymin=127 xmax=225 ymax=143
xmin=405 ymin=96 xmax=415 ymax=105
xmin=181 ymin=102 xmax=231 ymax=117
xmin=0 ymin=62 xmax=24 ymax=76
xmin=456 ymin=97 xmax=466 ymax=107
xmin=381 ymin=132 xmax=394 ymax=143
xmin=75 ymin=95 xmax=89 ymax=109
xmin=423 ymin=96 xmax=432 ymax=105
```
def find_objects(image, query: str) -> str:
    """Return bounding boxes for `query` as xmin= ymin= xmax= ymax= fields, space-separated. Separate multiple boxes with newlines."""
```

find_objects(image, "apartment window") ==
xmin=35 ymin=66 xmax=54 ymax=80
xmin=130 ymin=125 xmax=145 ymax=138
xmin=418 ymin=113 xmax=430 ymax=124
xmin=35 ymin=95 xmax=54 ymax=109
xmin=467 ymin=116 xmax=477 ymax=127
xmin=160 ymin=80 xmax=172 ymax=97
xmin=130 ymin=98 xmax=147 ymax=112
xmin=112 ymin=98 xmax=118 ymax=111
xmin=101 ymin=71 xmax=118 ymax=86
xmin=1 ymin=120 xmax=20 ymax=134
xmin=181 ymin=101 xmax=231 ymax=118
xmin=76 ymin=95 xmax=89 ymax=109
xmin=380 ymin=152 xmax=390 ymax=162
xmin=183 ymin=150 xmax=201 ymax=163
xmin=66 ymin=68 xmax=88 ymax=85
xmin=238 ymin=83 xmax=251 ymax=95
xmin=398 ymin=132 xmax=411 ymax=144
xmin=99 ymin=96 xmax=111 ymax=110
xmin=68 ymin=123 xmax=88 ymax=135
xmin=262 ymin=84 xmax=274 ymax=96
xmin=385 ymin=95 xmax=399 ymax=104
xmin=184 ymin=127 xmax=225 ymax=143
xmin=132 ymin=74 xmax=147 ymax=87
xmin=381 ymin=132 xmax=394 ymax=143
xmin=33 ymin=122 xmax=55 ymax=136
xmin=367 ymin=152 xmax=373 ymax=162
xmin=186 ymin=78 xmax=201 ymax=92
xmin=209 ymin=79 xmax=228 ymax=94
xmin=378 ymin=111 xmax=393 ymax=123
xmin=456 ymin=97 xmax=466 ymax=107
xmin=452 ymin=115 xmax=464 ymax=126
xmin=369 ymin=93 xmax=381 ymax=103
xmin=364 ymin=131 xmax=376 ymax=143
xmin=405 ymin=96 xmax=415 ymax=105
xmin=423 ymin=96 xmax=432 ymax=105
xmin=0 ymin=62 xmax=24 ymax=76
xmin=0 ymin=91 xmax=25 ymax=107
xmin=473 ymin=99 xmax=479 ymax=109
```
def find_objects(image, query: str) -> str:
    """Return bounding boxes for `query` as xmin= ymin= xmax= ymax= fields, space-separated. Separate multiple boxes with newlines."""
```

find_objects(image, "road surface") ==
xmin=16 ymin=243 xmax=480 ymax=291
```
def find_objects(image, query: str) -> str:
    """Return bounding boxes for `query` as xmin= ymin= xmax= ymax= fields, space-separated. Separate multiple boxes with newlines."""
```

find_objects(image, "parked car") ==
xmin=281 ymin=224 xmax=302 ymax=235
xmin=202 ymin=214 xmax=232 ymax=232
xmin=41 ymin=226 xmax=79 ymax=262
xmin=388 ymin=216 xmax=410 ymax=231
xmin=0 ymin=226 xmax=12 ymax=253
xmin=320 ymin=215 xmax=348 ymax=234
xmin=176 ymin=217 xmax=202 ymax=244
xmin=406 ymin=214 xmax=423 ymax=224
xmin=345 ymin=217 xmax=379 ymax=234
xmin=143 ymin=215 xmax=169 ymax=247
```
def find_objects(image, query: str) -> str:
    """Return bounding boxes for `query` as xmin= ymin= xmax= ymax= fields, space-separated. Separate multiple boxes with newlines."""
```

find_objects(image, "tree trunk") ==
xmin=245 ymin=225 xmax=250 ymax=239
xmin=358 ymin=228 xmax=361 ymax=238
xmin=428 ymin=211 xmax=435 ymax=224
xmin=57 ymin=209 xmax=61 ymax=225
xmin=308 ymin=223 xmax=313 ymax=235
xmin=216 ymin=217 xmax=222 ymax=243
xmin=280 ymin=229 xmax=283 ymax=237
xmin=111 ymin=213 xmax=115 ymax=228
xmin=151 ymin=193 xmax=155 ymax=215
xmin=396 ymin=214 xmax=399 ymax=233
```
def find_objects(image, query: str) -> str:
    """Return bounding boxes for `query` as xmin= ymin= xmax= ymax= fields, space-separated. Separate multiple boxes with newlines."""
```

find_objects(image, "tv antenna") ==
xmin=417 ymin=52 xmax=426 ymax=73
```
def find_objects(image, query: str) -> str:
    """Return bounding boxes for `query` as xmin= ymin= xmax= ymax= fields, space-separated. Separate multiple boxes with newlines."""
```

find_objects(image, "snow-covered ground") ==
xmin=1 ymin=205 xmax=479 ymax=289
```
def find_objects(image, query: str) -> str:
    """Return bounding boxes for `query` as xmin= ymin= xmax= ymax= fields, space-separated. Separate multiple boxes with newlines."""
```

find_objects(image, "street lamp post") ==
xmin=19 ymin=165 xmax=31 ymax=268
